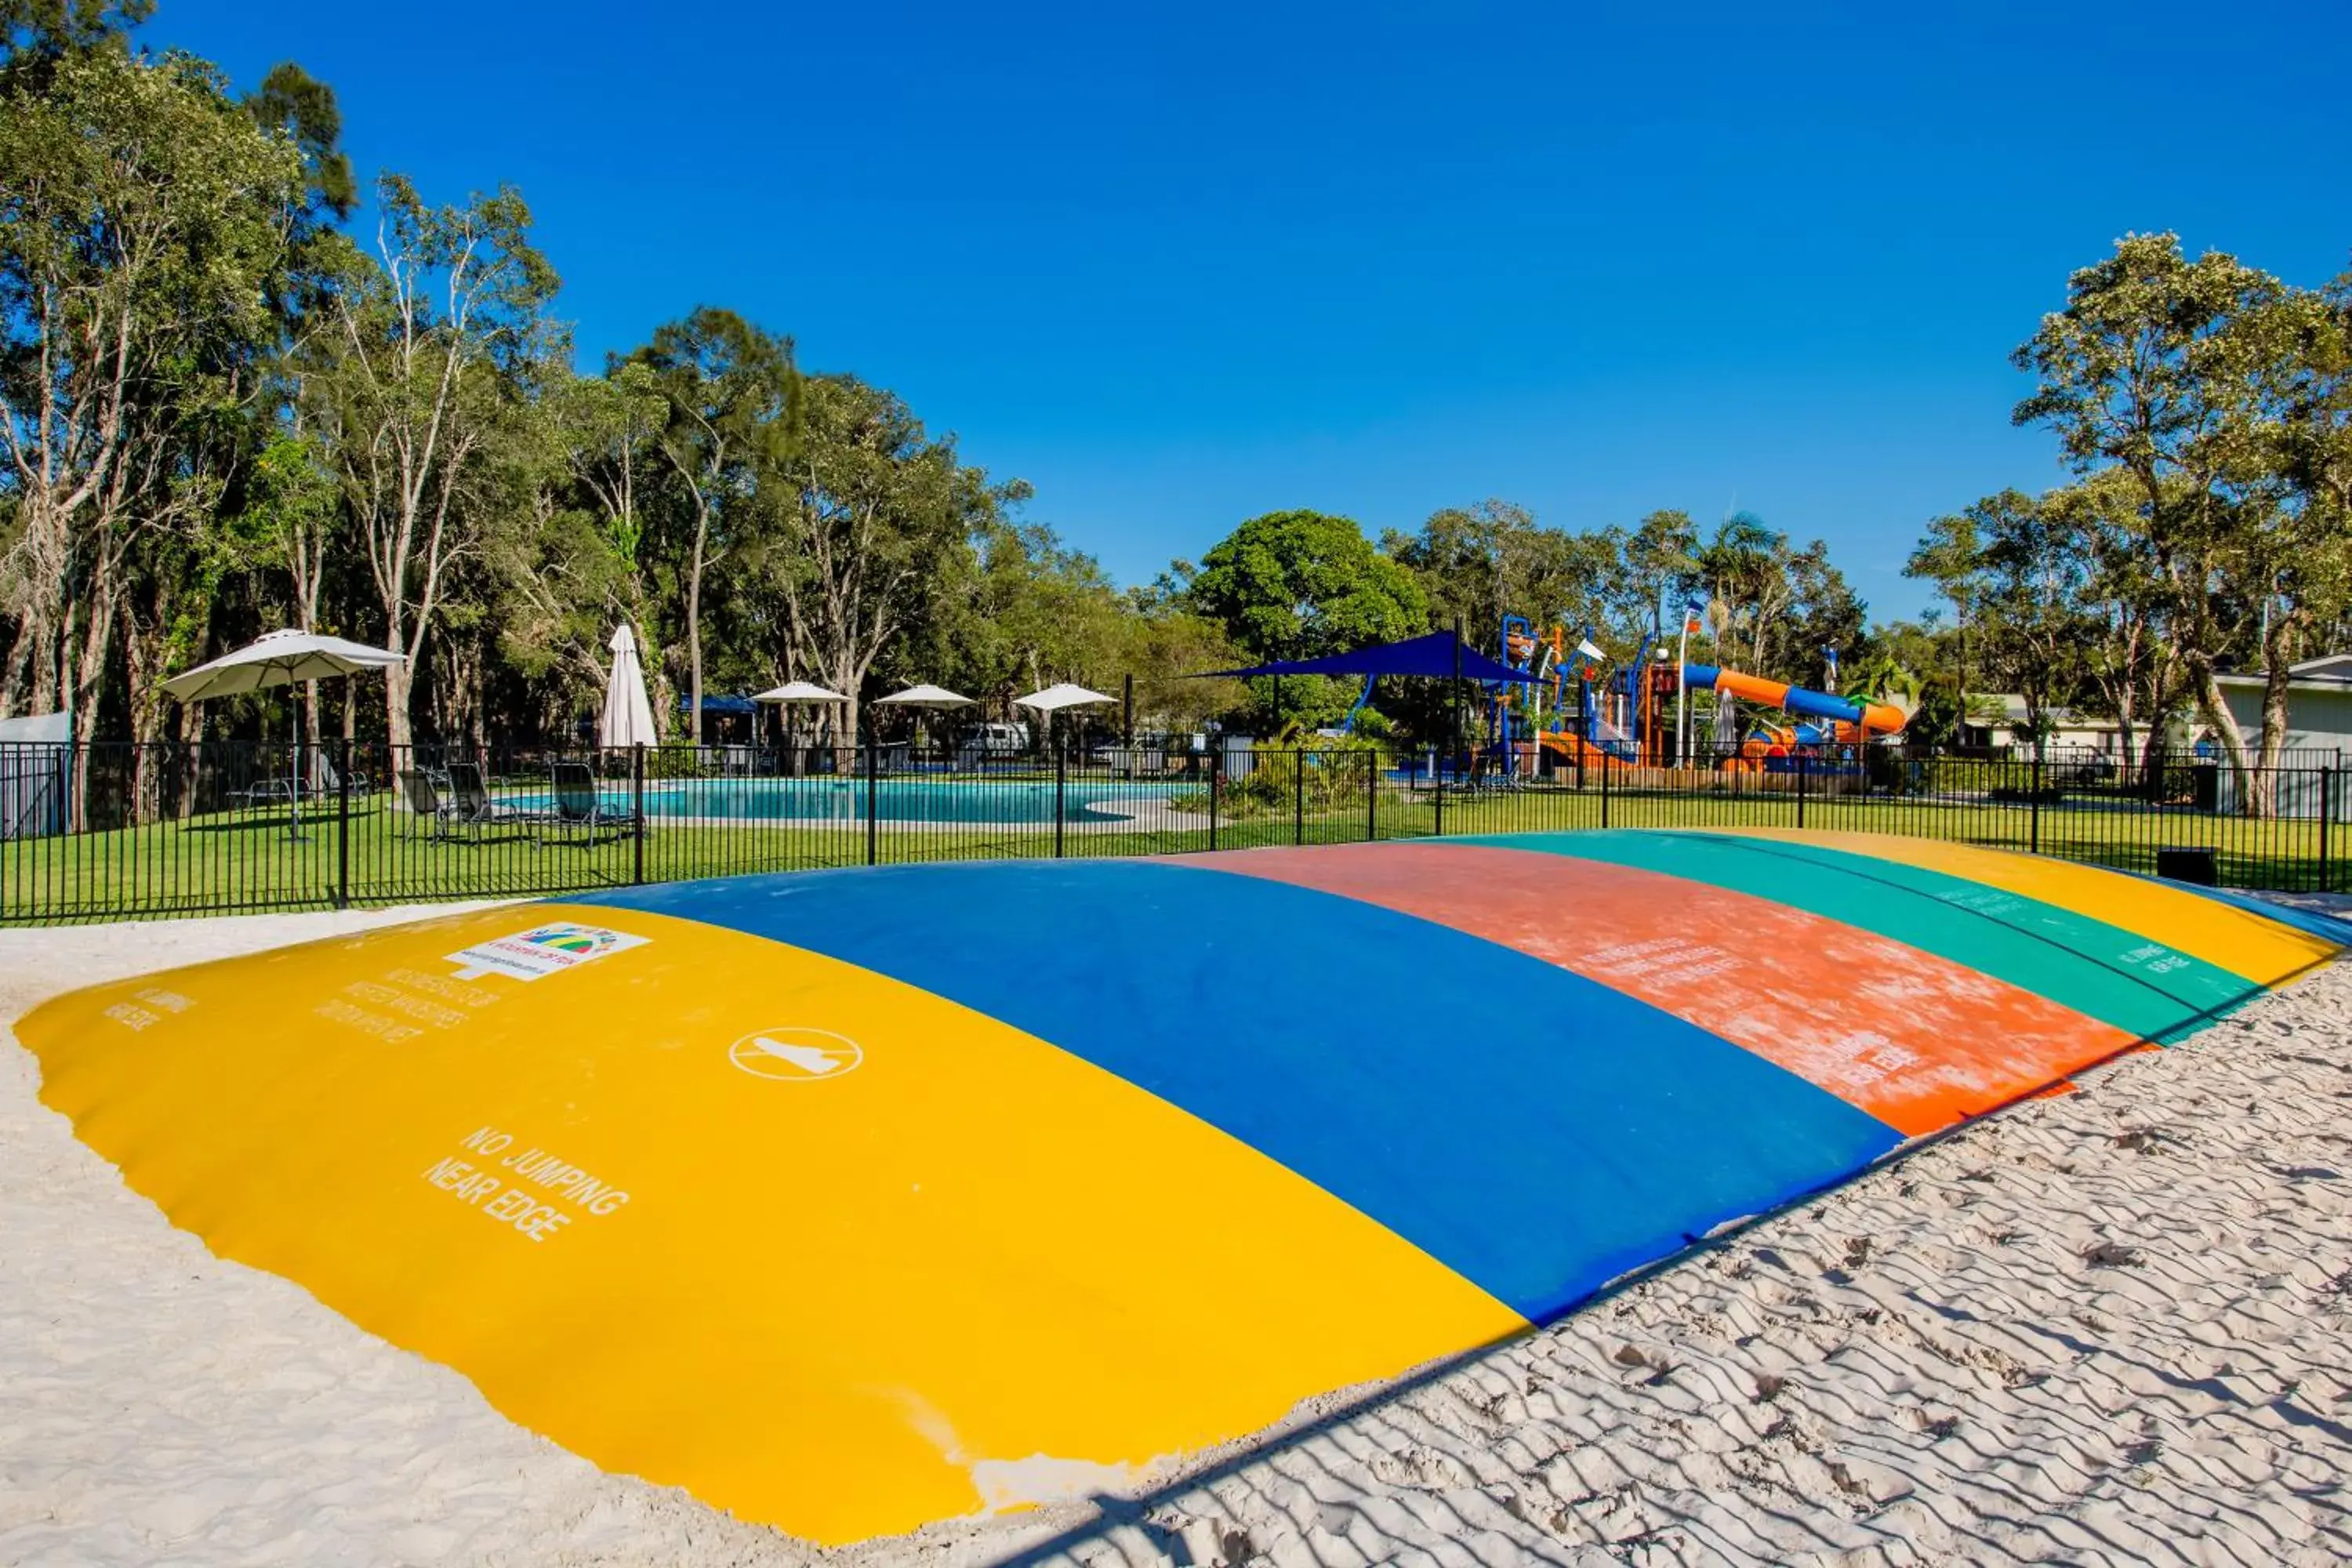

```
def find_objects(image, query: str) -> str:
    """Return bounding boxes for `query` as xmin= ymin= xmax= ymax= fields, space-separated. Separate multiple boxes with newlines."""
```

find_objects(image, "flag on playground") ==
xmin=1574 ymin=638 xmax=1607 ymax=665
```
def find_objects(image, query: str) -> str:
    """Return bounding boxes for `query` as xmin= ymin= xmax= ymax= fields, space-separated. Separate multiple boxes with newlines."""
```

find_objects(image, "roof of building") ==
xmin=2213 ymin=655 xmax=2352 ymax=691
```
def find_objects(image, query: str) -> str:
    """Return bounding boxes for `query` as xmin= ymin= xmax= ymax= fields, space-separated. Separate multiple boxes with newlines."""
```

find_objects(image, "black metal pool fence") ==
xmin=1 ymin=737 xmax=2345 ymax=924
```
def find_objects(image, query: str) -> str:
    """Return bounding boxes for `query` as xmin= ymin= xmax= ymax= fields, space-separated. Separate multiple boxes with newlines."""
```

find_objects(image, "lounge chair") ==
xmin=441 ymin=761 xmax=551 ymax=843
xmin=399 ymin=768 xmax=459 ymax=840
xmin=230 ymin=749 xmax=301 ymax=812
xmin=546 ymin=760 xmax=645 ymax=845
xmin=306 ymin=747 xmax=374 ymax=800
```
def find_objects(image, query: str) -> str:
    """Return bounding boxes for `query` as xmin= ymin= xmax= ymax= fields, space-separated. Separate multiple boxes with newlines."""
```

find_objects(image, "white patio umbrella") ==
xmin=874 ymin=684 xmax=972 ymax=755
xmin=874 ymin=684 xmax=973 ymax=708
xmin=1015 ymin=682 xmax=1116 ymax=757
xmin=162 ymin=629 xmax=405 ymax=837
xmin=599 ymin=625 xmax=659 ymax=749
xmin=162 ymin=628 xmax=406 ymax=700
xmin=1013 ymin=682 xmax=1115 ymax=714
xmin=753 ymin=680 xmax=850 ymax=764
xmin=754 ymin=680 xmax=851 ymax=703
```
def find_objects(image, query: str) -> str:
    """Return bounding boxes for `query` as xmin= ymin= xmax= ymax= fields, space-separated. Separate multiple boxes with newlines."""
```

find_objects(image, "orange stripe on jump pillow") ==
xmin=1205 ymin=842 xmax=2139 ymax=1138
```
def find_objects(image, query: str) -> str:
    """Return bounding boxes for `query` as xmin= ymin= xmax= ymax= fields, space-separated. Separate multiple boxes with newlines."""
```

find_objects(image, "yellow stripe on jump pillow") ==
xmin=1715 ymin=829 xmax=2337 ymax=988
xmin=21 ymin=901 xmax=1522 ymax=1544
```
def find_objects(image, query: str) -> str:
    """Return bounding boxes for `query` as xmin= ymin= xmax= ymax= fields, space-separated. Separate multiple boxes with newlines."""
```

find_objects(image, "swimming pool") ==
xmin=541 ymin=776 xmax=1179 ymax=826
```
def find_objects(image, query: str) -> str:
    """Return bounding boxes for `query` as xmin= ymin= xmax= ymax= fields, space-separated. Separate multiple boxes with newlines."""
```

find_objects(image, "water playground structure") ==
xmin=1489 ymin=615 xmax=1908 ymax=775
xmin=21 ymin=829 xmax=2344 ymax=1545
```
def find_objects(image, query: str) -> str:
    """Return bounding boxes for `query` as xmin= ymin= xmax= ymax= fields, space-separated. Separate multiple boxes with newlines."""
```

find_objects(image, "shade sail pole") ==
xmin=1451 ymin=616 xmax=1464 ymax=777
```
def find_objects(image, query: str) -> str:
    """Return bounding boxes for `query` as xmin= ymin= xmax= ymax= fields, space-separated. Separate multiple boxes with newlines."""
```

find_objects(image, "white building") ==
xmin=1973 ymin=696 xmax=2140 ymax=757
xmin=2212 ymin=654 xmax=2352 ymax=762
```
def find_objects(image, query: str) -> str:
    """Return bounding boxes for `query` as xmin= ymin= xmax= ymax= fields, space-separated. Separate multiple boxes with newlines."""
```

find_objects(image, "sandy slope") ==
xmin=3 ymin=903 xmax=2350 ymax=1566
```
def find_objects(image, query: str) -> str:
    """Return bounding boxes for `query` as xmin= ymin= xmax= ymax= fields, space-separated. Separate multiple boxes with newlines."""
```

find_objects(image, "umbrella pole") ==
xmin=285 ymin=683 xmax=306 ymax=841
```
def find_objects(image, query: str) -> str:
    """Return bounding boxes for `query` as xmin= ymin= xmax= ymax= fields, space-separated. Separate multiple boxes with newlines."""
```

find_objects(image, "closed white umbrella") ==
xmin=600 ymin=625 xmax=659 ymax=749
xmin=162 ymin=629 xmax=405 ymax=838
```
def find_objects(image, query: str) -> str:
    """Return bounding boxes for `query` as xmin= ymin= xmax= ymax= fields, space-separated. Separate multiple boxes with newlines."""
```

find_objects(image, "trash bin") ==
xmin=2156 ymin=847 xmax=2218 ymax=886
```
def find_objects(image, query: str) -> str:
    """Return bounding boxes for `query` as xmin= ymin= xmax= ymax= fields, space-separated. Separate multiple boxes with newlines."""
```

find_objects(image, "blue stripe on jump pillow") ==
xmin=577 ymin=858 xmax=1900 ymax=1320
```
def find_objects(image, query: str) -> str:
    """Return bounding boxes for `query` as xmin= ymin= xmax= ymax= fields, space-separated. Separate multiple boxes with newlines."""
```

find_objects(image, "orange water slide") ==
xmin=1690 ymin=665 xmax=1906 ymax=738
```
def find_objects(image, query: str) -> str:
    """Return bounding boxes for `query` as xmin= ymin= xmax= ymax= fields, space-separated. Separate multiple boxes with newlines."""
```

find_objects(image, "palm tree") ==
xmin=1842 ymin=652 xmax=1920 ymax=710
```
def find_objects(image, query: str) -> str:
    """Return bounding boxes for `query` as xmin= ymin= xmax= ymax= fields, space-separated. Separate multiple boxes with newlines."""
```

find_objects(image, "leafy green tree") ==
xmin=633 ymin=308 xmax=795 ymax=742
xmin=2012 ymin=233 xmax=2293 ymax=804
xmin=745 ymin=374 xmax=1002 ymax=753
xmin=939 ymin=520 xmax=1127 ymax=714
xmin=2039 ymin=473 xmax=2184 ymax=769
xmin=1909 ymin=489 xmax=2100 ymax=746
xmin=310 ymin=175 xmax=558 ymax=749
xmin=1189 ymin=510 xmax=1426 ymax=658
xmin=1624 ymin=509 xmax=1701 ymax=639
xmin=1186 ymin=509 xmax=1425 ymax=728
xmin=0 ymin=42 xmax=304 ymax=775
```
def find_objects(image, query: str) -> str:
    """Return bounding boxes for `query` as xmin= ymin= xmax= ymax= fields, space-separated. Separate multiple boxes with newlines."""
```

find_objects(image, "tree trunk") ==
xmin=687 ymin=500 xmax=709 ymax=746
xmin=175 ymin=693 xmax=199 ymax=825
xmin=29 ymin=613 xmax=60 ymax=715
xmin=68 ymin=590 xmax=116 ymax=833
xmin=835 ymin=681 xmax=861 ymax=777
xmin=384 ymin=659 xmax=413 ymax=755
xmin=2192 ymin=661 xmax=2258 ymax=818
xmin=2255 ymin=609 xmax=2299 ymax=779
xmin=2140 ymin=724 xmax=2169 ymax=797
xmin=1 ymin=612 xmax=40 ymax=717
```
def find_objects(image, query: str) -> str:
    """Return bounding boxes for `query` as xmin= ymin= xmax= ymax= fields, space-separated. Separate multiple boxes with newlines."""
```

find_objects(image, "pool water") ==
xmin=545 ymin=776 xmax=1178 ymax=826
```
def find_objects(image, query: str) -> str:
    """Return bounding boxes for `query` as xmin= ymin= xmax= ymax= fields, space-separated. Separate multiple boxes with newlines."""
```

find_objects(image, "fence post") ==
xmin=1294 ymin=749 xmax=1305 ymax=846
xmin=1367 ymin=753 xmax=1377 ymax=843
xmin=865 ymin=739 xmax=879 ymax=866
xmin=631 ymin=745 xmax=646 ymax=884
xmin=335 ymin=735 xmax=351 ymax=909
xmin=2322 ymin=768 xmax=2334 ymax=894
xmin=1053 ymin=739 xmax=1066 ymax=859
xmin=2029 ymin=747 xmax=2042 ymax=855
xmin=1433 ymin=756 xmax=1444 ymax=838
xmin=1208 ymin=745 xmax=1221 ymax=851
xmin=1795 ymin=751 xmax=1807 ymax=831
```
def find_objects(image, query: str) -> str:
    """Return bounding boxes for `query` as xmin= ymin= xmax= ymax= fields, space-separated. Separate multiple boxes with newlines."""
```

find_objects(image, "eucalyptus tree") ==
xmin=633 ymin=308 xmax=795 ymax=743
xmin=0 ymin=38 xmax=304 ymax=774
xmin=2238 ymin=274 xmax=2352 ymax=773
xmin=748 ymin=373 xmax=998 ymax=753
xmin=1925 ymin=489 xmax=2099 ymax=745
xmin=2041 ymin=472 xmax=2183 ymax=771
xmin=1623 ymin=508 xmax=1701 ymax=640
xmin=309 ymin=175 xmax=558 ymax=749
xmin=485 ymin=361 xmax=675 ymax=732
xmin=2011 ymin=233 xmax=2295 ymax=803
xmin=942 ymin=520 xmax=1126 ymax=710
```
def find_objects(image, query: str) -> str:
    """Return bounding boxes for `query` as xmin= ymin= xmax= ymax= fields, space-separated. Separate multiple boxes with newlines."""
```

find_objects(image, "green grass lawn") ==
xmin=4 ymin=776 xmax=2341 ymax=924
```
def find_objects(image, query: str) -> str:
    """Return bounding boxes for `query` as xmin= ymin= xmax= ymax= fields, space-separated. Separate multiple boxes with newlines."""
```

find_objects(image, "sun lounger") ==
xmin=398 ymin=768 xmax=459 ymax=840
xmin=546 ymin=760 xmax=646 ymax=845
xmin=433 ymin=761 xmax=553 ymax=843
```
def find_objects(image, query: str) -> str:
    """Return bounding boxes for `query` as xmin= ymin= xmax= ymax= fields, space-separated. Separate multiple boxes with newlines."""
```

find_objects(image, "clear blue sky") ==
xmin=169 ymin=1 xmax=2351 ymax=620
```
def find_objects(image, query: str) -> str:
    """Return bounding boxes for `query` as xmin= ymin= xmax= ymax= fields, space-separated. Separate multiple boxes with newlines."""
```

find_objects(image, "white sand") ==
xmin=5 ymin=903 xmax=2351 ymax=1566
